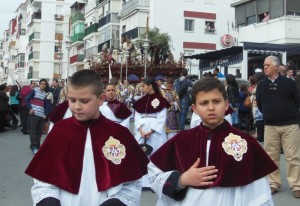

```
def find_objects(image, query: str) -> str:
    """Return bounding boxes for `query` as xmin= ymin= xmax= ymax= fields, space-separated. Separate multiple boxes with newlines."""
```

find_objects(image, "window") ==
xmin=205 ymin=21 xmax=215 ymax=33
xmin=185 ymin=19 xmax=194 ymax=32
xmin=54 ymin=63 xmax=60 ymax=74
xmin=18 ymin=53 xmax=25 ymax=68
xmin=54 ymin=42 xmax=60 ymax=52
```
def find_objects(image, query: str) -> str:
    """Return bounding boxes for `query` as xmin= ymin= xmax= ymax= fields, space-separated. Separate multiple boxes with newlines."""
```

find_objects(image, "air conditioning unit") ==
xmin=54 ymin=14 xmax=61 ymax=19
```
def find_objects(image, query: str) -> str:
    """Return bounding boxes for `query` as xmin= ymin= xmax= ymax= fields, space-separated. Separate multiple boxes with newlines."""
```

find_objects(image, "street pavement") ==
xmin=0 ymin=125 xmax=299 ymax=206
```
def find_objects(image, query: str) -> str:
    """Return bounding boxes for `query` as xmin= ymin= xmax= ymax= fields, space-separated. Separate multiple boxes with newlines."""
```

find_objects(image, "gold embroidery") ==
xmin=222 ymin=133 xmax=247 ymax=161
xmin=151 ymin=98 xmax=160 ymax=109
xmin=102 ymin=136 xmax=126 ymax=164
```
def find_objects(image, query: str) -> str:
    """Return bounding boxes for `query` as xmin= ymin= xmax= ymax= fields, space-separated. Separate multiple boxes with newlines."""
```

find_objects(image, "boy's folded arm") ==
xmin=162 ymin=171 xmax=188 ymax=201
xmin=148 ymin=162 xmax=187 ymax=201
xmin=32 ymin=179 xmax=61 ymax=206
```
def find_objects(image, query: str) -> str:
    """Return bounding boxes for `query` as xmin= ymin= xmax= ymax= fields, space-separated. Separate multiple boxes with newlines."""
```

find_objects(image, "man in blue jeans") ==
xmin=25 ymin=79 xmax=47 ymax=154
xmin=175 ymin=69 xmax=193 ymax=130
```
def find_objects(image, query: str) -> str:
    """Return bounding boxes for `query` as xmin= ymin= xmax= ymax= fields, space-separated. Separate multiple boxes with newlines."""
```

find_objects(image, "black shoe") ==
xmin=23 ymin=131 xmax=29 ymax=135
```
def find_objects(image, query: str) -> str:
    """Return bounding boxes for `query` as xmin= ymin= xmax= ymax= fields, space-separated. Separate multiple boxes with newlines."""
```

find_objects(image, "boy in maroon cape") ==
xmin=25 ymin=70 xmax=149 ymax=206
xmin=148 ymin=78 xmax=277 ymax=206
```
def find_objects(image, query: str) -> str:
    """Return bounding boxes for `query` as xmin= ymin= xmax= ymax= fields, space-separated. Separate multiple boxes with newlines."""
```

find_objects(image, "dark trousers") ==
xmin=256 ymin=120 xmax=265 ymax=143
xmin=29 ymin=115 xmax=44 ymax=149
xmin=238 ymin=111 xmax=250 ymax=131
xmin=21 ymin=106 xmax=29 ymax=133
xmin=0 ymin=111 xmax=6 ymax=131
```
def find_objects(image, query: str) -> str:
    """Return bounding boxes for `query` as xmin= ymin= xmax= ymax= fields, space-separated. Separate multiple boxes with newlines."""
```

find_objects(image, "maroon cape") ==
xmin=150 ymin=121 xmax=277 ymax=188
xmin=48 ymin=101 xmax=69 ymax=123
xmin=132 ymin=93 xmax=170 ymax=114
xmin=25 ymin=115 xmax=149 ymax=194
xmin=106 ymin=100 xmax=132 ymax=119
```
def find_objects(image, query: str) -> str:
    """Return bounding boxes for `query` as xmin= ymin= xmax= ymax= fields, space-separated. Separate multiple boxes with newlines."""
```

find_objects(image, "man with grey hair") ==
xmin=256 ymin=56 xmax=300 ymax=198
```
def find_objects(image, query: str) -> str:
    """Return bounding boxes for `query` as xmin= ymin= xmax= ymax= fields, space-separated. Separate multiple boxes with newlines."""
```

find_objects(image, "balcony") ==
xmin=28 ymin=11 xmax=41 ymax=26
xmin=204 ymin=28 xmax=216 ymax=34
xmin=28 ymin=51 xmax=40 ymax=61
xmin=238 ymin=16 xmax=300 ymax=43
xmin=121 ymin=27 xmax=146 ymax=40
xmin=85 ymin=23 xmax=98 ymax=37
xmin=98 ymin=40 xmax=119 ymax=52
xmin=71 ymin=33 xmax=85 ymax=43
xmin=70 ymin=54 xmax=84 ymax=65
xmin=98 ymin=13 xmax=119 ymax=28
xmin=85 ymin=46 xmax=98 ymax=58
xmin=28 ymin=32 xmax=41 ymax=43
xmin=122 ymin=0 xmax=149 ymax=16
xmin=71 ymin=12 xmax=84 ymax=24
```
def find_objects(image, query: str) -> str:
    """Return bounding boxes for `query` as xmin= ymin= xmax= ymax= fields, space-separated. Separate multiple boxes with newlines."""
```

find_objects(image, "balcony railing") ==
xmin=28 ymin=51 xmax=40 ymax=61
xmin=70 ymin=54 xmax=84 ymax=64
xmin=98 ymin=40 xmax=119 ymax=51
xmin=122 ymin=0 xmax=149 ymax=16
xmin=71 ymin=33 xmax=85 ymax=43
xmin=28 ymin=32 xmax=41 ymax=42
xmin=96 ymin=0 xmax=106 ymax=6
xmin=98 ymin=13 xmax=119 ymax=28
xmin=85 ymin=23 xmax=98 ymax=36
xmin=121 ymin=27 xmax=146 ymax=40
xmin=31 ymin=12 xmax=41 ymax=21
xmin=85 ymin=46 xmax=98 ymax=58
xmin=71 ymin=12 xmax=84 ymax=24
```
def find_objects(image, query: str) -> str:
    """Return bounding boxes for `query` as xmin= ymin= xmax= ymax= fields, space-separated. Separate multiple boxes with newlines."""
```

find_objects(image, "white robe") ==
xmin=99 ymin=102 xmax=130 ymax=129
xmin=134 ymin=108 xmax=167 ymax=187
xmin=31 ymin=129 xmax=142 ymax=206
xmin=134 ymin=108 xmax=167 ymax=155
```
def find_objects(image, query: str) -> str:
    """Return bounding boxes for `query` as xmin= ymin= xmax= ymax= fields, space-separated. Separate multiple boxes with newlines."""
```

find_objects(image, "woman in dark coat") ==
xmin=0 ymin=84 xmax=10 ymax=132
xmin=226 ymin=74 xmax=240 ymax=128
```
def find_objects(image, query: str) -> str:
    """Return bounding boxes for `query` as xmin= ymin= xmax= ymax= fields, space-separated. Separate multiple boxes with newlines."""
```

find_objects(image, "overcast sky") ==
xmin=0 ymin=0 xmax=23 ymax=37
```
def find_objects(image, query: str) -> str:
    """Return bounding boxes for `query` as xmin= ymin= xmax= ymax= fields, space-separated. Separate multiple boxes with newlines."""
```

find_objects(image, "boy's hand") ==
xmin=179 ymin=158 xmax=218 ymax=187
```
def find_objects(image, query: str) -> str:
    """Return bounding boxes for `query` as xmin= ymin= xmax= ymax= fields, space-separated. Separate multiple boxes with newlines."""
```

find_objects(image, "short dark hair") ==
xmin=53 ymin=78 xmax=58 ymax=83
xmin=181 ymin=68 xmax=188 ymax=76
xmin=191 ymin=77 xmax=227 ymax=104
xmin=104 ymin=82 xmax=116 ymax=89
xmin=69 ymin=70 xmax=103 ymax=96
xmin=39 ymin=79 xmax=47 ymax=84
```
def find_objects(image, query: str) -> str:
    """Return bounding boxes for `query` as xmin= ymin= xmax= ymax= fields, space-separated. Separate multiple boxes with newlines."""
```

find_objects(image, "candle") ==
xmin=146 ymin=17 xmax=148 ymax=34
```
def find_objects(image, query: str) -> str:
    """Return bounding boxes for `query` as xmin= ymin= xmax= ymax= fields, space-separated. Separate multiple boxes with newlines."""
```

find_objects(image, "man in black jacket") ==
xmin=256 ymin=56 xmax=300 ymax=198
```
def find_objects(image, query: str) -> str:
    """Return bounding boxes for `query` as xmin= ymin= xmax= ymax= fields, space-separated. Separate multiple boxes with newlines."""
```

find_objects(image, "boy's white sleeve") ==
xmin=31 ymin=178 xmax=60 ymax=205
xmin=148 ymin=161 xmax=187 ymax=205
xmin=106 ymin=179 xmax=143 ymax=206
xmin=134 ymin=111 xmax=144 ymax=130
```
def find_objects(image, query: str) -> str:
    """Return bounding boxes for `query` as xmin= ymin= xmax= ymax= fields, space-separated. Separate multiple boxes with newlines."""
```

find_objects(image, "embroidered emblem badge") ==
xmin=151 ymin=98 xmax=160 ymax=109
xmin=222 ymin=133 xmax=247 ymax=161
xmin=102 ymin=136 xmax=126 ymax=164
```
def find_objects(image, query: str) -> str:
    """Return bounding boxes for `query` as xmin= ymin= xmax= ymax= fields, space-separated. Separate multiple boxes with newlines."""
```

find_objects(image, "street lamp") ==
xmin=143 ymin=34 xmax=150 ymax=78
xmin=56 ymin=49 xmax=63 ymax=79
xmin=65 ymin=39 xmax=72 ymax=81
xmin=125 ymin=50 xmax=129 ymax=80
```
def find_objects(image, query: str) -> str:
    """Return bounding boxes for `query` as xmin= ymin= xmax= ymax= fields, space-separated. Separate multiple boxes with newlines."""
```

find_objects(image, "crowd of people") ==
xmin=1 ymin=55 xmax=300 ymax=205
